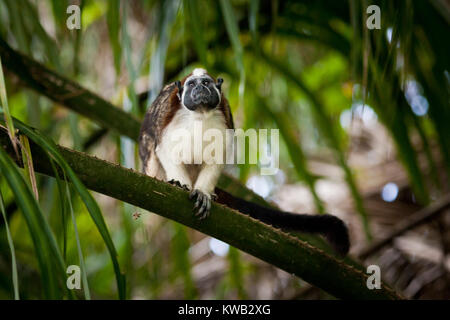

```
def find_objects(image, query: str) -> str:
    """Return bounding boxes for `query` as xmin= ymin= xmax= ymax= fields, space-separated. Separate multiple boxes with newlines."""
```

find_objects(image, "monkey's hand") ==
xmin=168 ymin=179 xmax=190 ymax=191
xmin=189 ymin=190 xmax=217 ymax=220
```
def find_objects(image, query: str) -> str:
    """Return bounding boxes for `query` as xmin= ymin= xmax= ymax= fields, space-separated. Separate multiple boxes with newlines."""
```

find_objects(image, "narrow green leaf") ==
xmin=50 ymin=0 xmax=69 ymax=32
xmin=73 ymin=0 xmax=85 ymax=76
xmin=227 ymin=246 xmax=247 ymax=299
xmin=411 ymin=111 xmax=441 ymax=190
xmin=0 ymin=56 xmax=16 ymax=152
xmin=0 ymin=146 xmax=66 ymax=299
xmin=21 ymin=0 xmax=62 ymax=70
xmin=219 ymin=0 xmax=244 ymax=69
xmin=121 ymin=2 xmax=139 ymax=115
xmin=184 ymin=0 xmax=208 ymax=67
xmin=107 ymin=0 xmax=122 ymax=75
xmin=7 ymin=117 xmax=126 ymax=299
xmin=171 ymin=222 xmax=197 ymax=299
xmin=367 ymin=59 xmax=430 ymax=204
xmin=49 ymin=158 xmax=68 ymax=261
xmin=0 ymin=186 xmax=19 ymax=300
xmin=19 ymin=135 xmax=39 ymax=200
xmin=66 ymin=182 xmax=91 ymax=300
xmin=3 ymin=0 xmax=29 ymax=53
xmin=146 ymin=0 xmax=179 ymax=107
xmin=219 ymin=0 xmax=246 ymax=117
xmin=249 ymin=0 xmax=260 ymax=42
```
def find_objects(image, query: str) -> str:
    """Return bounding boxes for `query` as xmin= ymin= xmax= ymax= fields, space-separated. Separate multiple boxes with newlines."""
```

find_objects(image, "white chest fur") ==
xmin=156 ymin=107 xmax=228 ymax=166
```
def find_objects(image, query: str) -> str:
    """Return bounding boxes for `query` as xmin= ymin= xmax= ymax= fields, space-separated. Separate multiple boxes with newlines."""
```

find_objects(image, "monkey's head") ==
xmin=175 ymin=68 xmax=223 ymax=111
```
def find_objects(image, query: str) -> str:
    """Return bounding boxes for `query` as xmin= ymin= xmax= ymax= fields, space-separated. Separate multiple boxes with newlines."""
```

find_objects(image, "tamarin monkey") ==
xmin=139 ymin=68 xmax=350 ymax=255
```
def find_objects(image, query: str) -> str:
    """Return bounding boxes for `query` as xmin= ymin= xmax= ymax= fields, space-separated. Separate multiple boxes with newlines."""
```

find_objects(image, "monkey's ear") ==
xmin=216 ymin=78 xmax=223 ymax=91
xmin=175 ymin=80 xmax=183 ymax=100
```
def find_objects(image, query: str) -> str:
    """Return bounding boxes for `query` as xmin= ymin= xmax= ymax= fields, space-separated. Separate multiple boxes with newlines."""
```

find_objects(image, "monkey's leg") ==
xmin=157 ymin=151 xmax=192 ymax=190
xmin=190 ymin=164 xmax=223 ymax=219
xmin=144 ymin=152 xmax=163 ymax=178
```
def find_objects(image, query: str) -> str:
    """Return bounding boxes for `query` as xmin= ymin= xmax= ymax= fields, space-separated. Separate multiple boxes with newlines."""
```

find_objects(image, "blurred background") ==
xmin=0 ymin=0 xmax=449 ymax=299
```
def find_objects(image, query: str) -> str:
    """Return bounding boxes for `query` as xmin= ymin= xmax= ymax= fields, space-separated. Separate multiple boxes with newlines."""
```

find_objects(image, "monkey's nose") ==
xmin=192 ymin=86 xmax=210 ymax=103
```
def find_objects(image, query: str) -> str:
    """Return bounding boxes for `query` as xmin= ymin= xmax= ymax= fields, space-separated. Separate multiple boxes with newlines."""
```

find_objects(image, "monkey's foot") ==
xmin=168 ymin=179 xmax=190 ymax=191
xmin=189 ymin=189 xmax=212 ymax=220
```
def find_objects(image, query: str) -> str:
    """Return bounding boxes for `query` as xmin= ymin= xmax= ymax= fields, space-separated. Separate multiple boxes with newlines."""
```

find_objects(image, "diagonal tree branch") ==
xmin=0 ymin=129 xmax=401 ymax=299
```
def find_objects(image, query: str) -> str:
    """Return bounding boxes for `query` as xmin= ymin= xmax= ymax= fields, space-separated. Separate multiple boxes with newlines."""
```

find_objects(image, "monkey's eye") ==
xmin=188 ymin=82 xmax=194 ymax=87
xmin=202 ymin=80 xmax=209 ymax=85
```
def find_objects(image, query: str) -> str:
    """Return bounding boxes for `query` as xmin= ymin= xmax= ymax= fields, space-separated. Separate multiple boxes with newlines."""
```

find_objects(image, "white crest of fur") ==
xmin=192 ymin=68 xmax=207 ymax=76
xmin=184 ymin=68 xmax=212 ymax=83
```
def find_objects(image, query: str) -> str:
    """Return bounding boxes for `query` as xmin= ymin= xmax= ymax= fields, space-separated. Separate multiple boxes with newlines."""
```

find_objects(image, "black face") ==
xmin=180 ymin=76 xmax=222 ymax=111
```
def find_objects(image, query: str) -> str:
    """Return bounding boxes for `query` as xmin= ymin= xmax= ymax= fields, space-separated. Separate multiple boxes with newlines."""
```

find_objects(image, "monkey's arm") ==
xmin=214 ymin=188 xmax=350 ymax=256
xmin=190 ymin=163 xmax=223 ymax=219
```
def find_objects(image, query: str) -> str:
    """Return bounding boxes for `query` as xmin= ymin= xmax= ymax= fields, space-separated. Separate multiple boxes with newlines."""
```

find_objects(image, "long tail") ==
xmin=215 ymin=188 xmax=350 ymax=256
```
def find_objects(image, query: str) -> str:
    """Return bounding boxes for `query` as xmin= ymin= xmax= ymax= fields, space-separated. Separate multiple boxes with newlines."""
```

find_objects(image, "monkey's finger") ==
xmin=199 ymin=202 xmax=211 ymax=220
xmin=196 ymin=205 xmax=205 ymax=217
xmin=190 ymin=190 xmax=202 ymax=211
xmin=193 ymin=192 xmax=203 ymax=210
xmin=189 ymin=190 xmax=198 ymax=200
xmin=201 ymin=199 xmax=211 ymax=219
xmin=196 ymin=196 xmax=208 ymax=216
xmin=197 ymin=208 xmax=208 ymax=220
xmin=197 ymin=196 xmax=212 ymax=220
xmin=199 ymin=210 xmax=209 ymax=220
